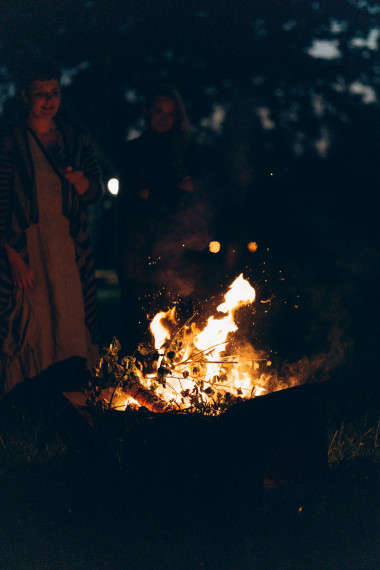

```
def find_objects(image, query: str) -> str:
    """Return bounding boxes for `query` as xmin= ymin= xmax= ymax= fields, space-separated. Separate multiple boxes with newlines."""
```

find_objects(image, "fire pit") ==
xmin=64 ymin=382 xmax=326 ymax=515
xmin=64 ymin=274 xmax=328 ymax=512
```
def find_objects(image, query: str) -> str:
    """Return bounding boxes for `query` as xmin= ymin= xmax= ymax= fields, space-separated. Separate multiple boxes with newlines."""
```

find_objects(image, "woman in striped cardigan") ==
xmin=0 ymin=61 xmax=104 ymax=396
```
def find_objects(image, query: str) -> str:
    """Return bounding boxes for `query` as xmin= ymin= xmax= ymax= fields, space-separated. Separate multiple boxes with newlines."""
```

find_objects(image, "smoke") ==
xmin=155 ymin=269 xmax=197 ymax=298
xmin=278 ymin=324 xmax=348 ymax=386
xmin=232 ymin=315 xmax=349 ymax=395
xmin=150 ymin=192 xmax=214 ymax=298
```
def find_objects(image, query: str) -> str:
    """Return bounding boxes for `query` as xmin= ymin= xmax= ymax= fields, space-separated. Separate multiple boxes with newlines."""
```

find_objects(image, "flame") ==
xmin=113 ymin=273 xmax=297 ymax=414
xmin=191 ymin=274 xmax=255 ymax=379
xmin=150 ymin=307 xmax=176 ymax=350
xmin=144 ymin=274 xmax=265 ymax=410
xmin=216 ymin=273 xmax=255 ymax=312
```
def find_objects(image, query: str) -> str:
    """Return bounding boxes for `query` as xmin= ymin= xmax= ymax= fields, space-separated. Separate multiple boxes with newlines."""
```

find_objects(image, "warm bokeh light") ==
xmin=209 ymin=241 xmax=221 ymax=253
xmin=107 ymin=178 xmax=119 ymax=195
xmin=247 ymin=241 xmax=258 ymax=252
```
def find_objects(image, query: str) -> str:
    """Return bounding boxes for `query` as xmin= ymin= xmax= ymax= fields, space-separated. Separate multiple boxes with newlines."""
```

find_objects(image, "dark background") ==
xmin=0 ymin=0 xmax=379 ymax=411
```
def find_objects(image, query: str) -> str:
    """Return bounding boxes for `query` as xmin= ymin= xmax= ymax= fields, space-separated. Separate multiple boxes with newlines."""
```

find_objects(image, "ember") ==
xmin=87 ymin=274 xmax=299 ymax=415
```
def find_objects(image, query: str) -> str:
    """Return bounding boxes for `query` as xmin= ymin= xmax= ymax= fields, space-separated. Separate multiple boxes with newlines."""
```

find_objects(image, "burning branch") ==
xmin=85 ymin=274 xmax=303 ymax=416
xmin=123 ymin=382 xmax=171 ymax=413
xmin=86 ymin=338 xmax=171 ymax=414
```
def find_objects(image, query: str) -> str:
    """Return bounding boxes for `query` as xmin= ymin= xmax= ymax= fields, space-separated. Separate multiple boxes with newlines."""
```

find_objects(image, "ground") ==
xmin=0 ymin=275 xmax=378 ymax=569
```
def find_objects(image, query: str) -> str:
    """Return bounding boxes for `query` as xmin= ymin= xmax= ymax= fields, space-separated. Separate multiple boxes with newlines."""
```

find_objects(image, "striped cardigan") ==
xmin=0 ymin=119 xmax=104 ymax=349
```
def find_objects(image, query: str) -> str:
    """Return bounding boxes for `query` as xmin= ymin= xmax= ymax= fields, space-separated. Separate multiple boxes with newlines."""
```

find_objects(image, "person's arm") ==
xmin=178 ymin=176 xmax=194 ymax=192
xmin=177 ymin=138 xmax=202 ymax=192
xmin=4 ymin=244 xmax=34 ymax=289
xmin=63 ymin=166 xmax=91 ymax=195
xmin=0 ymin=134 xmax=12 ymax=251
xmin=125 ymin=138 xmax=151 ymax=200
xmin=0 ymin=133 xmax=34 ymax=289
xmin=64 ymin=134 xmax=104 ymax=204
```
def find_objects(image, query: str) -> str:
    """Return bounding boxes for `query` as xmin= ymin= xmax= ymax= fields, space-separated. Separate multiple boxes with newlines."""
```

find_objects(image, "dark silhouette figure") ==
xmin=116 ymin=86 xmax=205 ymax=352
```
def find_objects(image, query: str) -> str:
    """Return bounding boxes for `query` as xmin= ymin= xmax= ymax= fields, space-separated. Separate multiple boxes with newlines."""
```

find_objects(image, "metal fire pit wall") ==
xmin=64 ymin=382 xmax=327 ymax=511
xmin=224 ymin=381 xmax=328 ymax=485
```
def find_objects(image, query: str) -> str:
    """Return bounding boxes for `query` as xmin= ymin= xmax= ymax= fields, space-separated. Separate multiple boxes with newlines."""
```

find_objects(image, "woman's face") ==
xmin=149 ymin=97 xmax=178 ymax=133
xmin=23 ymin=79 xmax=61 ymax=121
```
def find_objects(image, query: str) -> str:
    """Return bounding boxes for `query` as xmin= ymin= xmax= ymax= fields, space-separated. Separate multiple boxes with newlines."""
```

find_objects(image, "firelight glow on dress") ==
xmin=0 ymin=121 xmax=103 ymax=395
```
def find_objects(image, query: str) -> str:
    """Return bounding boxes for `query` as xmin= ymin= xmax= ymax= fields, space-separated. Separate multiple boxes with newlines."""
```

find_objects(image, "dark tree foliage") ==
xmin=1 ymin=0 xmax=379 ymax=163
xmin=0 ymin=0 xmax=379 ymax=408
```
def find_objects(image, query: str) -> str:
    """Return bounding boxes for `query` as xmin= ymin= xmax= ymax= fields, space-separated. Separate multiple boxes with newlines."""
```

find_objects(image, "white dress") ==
xmin=1 ymin=133 xmax=98 ymax=394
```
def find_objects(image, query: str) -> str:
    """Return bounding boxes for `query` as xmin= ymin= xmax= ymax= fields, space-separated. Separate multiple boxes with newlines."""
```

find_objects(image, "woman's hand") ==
xmin=63 ymin=166 xmax=90 ymax=195
xmin=5 ymin=245 xmax=35 ymax=289
xmin=178 ymin=176 xmax=194 ymax=192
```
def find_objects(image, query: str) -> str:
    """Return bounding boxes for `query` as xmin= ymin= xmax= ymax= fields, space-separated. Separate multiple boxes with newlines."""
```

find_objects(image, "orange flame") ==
xmin=150 ymin=307 xmax=176 ymax=350
xmin=141 ymin=274 xmax=264 ymax=410
xmin=113 ymin=273 xmax=298 ymax=413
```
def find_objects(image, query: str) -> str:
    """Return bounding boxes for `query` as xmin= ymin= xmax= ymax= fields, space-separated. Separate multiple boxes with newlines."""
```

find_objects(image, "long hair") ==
xmin=143 ymin=86 xmax=190 ymax=137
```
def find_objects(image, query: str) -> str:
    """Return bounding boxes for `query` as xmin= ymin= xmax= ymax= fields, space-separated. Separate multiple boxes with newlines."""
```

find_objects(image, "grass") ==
xmin=0 ymin=383 xmax=378 ymax=569
xmin=328 ymin=410 xmax=380 ymax=465
xmin=1 ymin=398 xmax=378 ymax=472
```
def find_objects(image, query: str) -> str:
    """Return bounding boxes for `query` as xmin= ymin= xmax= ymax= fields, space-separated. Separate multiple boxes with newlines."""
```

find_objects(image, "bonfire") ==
xmin=86 ymin=274 xmax=298 ymax=416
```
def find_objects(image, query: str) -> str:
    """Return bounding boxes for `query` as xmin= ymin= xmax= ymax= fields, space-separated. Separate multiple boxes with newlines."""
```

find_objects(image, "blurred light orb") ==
xmin=107 ymin=178 xmax=119 ymax=195
xmin=209 ymin=241 xmax=221 ymax=253
xmin=247 ymin=241 xmax=258 ymax=252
